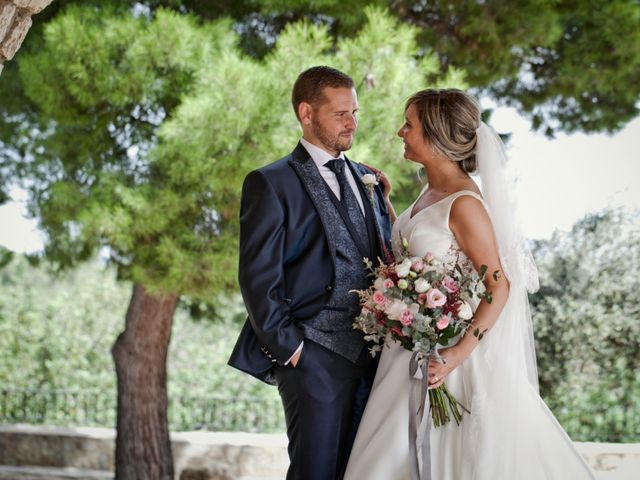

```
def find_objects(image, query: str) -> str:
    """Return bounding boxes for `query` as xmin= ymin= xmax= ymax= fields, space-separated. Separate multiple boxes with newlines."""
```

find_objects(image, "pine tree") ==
xmin=6 ymin=6 xmax=462 ymax=476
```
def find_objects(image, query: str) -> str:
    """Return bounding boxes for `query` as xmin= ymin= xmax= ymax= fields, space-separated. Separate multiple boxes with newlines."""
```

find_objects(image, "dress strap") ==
xmin=444 ymin=190 xmax=489 ymax=231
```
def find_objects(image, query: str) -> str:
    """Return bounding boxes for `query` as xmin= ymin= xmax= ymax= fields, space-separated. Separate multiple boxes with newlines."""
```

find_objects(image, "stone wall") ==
xmin=0 ymin=425 xmax=289 ymax=480
xmin=0 ymin=424 xmax=639 ymax=479
xmin=0 ymin=0 xmax=53 ymax=75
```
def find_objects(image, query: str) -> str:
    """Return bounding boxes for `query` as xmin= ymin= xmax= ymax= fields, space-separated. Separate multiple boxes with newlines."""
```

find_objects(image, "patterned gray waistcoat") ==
xmin=290 ymin=158 xmax=373 ymax=363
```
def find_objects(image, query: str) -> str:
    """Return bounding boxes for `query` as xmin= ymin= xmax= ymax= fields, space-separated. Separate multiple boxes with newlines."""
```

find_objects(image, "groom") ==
xmin=228 ymin=66 xmax=392 ymax=479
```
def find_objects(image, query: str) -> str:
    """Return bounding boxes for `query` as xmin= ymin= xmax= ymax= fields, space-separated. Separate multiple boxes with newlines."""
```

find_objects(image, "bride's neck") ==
xmin=423 ymin=158 xmax=467 ymax=189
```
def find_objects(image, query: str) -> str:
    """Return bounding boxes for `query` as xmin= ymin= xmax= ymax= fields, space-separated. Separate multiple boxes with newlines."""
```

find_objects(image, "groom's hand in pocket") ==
xmin=290 ymin=347 xmax=302 ymax=367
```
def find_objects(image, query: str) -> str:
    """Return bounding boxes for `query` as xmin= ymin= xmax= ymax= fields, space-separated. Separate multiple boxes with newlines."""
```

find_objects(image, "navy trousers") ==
xmin=274 ymin=340 xmax=377 ymax=480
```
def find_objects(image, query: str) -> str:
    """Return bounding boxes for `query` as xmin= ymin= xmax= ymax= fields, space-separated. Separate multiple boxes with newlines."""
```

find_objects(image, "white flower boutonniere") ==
xmin=361 ymin=173 xmax=379 ymax=187
xmin=361 ymin=173 xmax=380 ymax=208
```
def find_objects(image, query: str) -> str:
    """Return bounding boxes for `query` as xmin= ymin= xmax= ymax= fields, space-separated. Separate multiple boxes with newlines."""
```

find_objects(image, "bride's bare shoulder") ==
xmin=448 ymin=188 xmax=490 ymax=229
xmin=456 ymin=179 xmax=482 ymax=197
xmin=448 ymin=196 xmax=494 ymax=258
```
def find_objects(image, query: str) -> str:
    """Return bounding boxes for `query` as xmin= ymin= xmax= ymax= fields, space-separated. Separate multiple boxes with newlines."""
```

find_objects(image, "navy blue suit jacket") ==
xmin=228 ymin=142 xmax=392 ymax=384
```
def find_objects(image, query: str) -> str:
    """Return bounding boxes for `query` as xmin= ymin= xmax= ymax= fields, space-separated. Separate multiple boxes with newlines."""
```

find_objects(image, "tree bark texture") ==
xmin=112 ymin=283 xmax=178 ymax=480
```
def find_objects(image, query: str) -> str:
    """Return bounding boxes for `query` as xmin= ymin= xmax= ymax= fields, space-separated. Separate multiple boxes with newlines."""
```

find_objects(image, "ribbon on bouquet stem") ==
xmin=408 ymin=351 xmax=431 ymax=480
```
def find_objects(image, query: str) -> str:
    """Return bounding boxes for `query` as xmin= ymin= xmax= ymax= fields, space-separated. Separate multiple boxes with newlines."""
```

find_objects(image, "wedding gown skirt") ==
xmin=344 ymin=191 xmax=595 ymax=479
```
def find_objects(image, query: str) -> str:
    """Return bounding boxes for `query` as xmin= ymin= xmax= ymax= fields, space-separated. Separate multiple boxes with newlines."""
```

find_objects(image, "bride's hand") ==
xmin=427 ymin=347 xmax=465 ymax=390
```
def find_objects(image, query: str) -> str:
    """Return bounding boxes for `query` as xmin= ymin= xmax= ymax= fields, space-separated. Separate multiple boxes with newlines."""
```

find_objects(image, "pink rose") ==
xmin=425 ymin=252 xmax=434 ymax=262
xmin=436 ymin=314 xmax=450 ymax=330
xmin=372 ymin=290 xmax=386 ymax=306
xmin=426 ymin=288 xmax=447 ymax=308
xmin=383 ymin=278 xmax=395 ymax=289
xmin=400 ymin=309 xmax=414 ymax=326
xmin=417 ymin=293 xmax=428 ymax=304
xmin=411 ymin=259 xmax=425 ymax=272
xmin=443 ymin=276 xmax=459 ymax=294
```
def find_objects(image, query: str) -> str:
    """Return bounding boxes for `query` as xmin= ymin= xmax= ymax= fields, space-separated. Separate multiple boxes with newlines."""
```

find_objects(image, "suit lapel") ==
xmin=288 ymin=143 xmax=338 ymax=267
xmin=348 ymin=159 xmax=388 ymax=261
xmin=289 ymin=143 xmax=388 ymax=265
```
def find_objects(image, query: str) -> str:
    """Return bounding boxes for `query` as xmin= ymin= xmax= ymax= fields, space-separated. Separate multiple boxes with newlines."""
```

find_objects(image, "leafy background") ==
xmin=1 ymin=208 xmax=638 ymax=441
xmin=0 ymin=0 xmax=638 ymax=444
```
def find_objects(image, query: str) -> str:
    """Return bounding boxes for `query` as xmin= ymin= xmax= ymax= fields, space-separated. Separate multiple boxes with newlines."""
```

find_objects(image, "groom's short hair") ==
xmin=292 ymin=66 xmax=355 ymax=120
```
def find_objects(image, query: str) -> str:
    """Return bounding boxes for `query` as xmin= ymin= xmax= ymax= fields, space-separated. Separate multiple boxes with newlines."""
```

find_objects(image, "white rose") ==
xmin=384 ymin=298 xmax=406 ymax=320
xmin=458 ymin=301 xmax=473 ymax=320
xmin=361 ymin=173 xmax=379 ymax=186
xmin=373 ymin=276 xmax=386 ymax=291
xmin=414 ymin=278 xmax=430 ymax=293
xmin=395 ymin=258 xmax=413 ymax=278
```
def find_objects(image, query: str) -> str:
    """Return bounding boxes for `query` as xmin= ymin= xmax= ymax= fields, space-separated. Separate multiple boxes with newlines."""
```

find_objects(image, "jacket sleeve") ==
xmin=238 ymin=170 xmax=304 ymax=364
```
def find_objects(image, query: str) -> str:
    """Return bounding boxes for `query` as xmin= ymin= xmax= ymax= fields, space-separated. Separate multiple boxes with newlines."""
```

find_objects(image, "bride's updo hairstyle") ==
xmin=406 ymin=89 xmax=481 ymax=174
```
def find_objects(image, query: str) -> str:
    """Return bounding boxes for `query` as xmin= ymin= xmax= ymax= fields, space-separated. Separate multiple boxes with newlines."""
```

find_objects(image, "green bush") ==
xmin=0 ymin=253 xmax=282 ymax=431
xmin=531 ymin=209 xmax=640 ymax=442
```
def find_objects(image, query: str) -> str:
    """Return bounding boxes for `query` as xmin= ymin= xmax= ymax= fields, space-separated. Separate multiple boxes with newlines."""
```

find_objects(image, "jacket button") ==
xmin=325 ymin=285 xmax=333 ymax=291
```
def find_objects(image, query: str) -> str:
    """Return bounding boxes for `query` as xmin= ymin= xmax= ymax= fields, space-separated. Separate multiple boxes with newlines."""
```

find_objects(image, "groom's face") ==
xmin=301 ymin=87 xmax=359 ymax=156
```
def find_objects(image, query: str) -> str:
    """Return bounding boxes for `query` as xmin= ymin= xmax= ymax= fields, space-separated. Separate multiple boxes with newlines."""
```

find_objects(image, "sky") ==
xmin=487 ymin=104 xmax=639 ymax=239
xmin=0 ymin=105 xmax=638 ymax=254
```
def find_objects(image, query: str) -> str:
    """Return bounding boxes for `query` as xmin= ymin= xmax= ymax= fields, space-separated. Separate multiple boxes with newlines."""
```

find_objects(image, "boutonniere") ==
xmin=361 ymin=172 xmax=380 ymax=208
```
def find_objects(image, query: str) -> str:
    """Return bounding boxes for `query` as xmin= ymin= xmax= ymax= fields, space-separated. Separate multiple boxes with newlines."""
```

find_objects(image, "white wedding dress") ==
xmin=344 ymin=190 xmax=596 ymax=480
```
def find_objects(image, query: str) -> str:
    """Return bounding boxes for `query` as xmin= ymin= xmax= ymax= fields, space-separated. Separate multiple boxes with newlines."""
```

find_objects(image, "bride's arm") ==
xmin=428 ymin=195 xmax=509 ymax=388
xmin=383 ymin=186 xmax=397 ymax=224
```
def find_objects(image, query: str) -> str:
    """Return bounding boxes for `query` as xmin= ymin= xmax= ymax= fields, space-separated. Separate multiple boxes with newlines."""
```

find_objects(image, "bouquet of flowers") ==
xmin=352 ymin=238 xmax=491 ymax=427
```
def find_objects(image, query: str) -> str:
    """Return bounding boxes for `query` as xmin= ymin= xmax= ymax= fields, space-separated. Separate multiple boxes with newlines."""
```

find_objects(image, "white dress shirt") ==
xmin=285 ymin=138 xmax=367 ymax=365
xmin=300 ymin=137 xmax=366 ymax=215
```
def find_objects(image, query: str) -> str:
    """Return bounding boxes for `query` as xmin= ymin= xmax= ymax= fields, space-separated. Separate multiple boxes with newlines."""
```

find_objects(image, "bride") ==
xmin=344 ymin=89 xmax=596 ymax=479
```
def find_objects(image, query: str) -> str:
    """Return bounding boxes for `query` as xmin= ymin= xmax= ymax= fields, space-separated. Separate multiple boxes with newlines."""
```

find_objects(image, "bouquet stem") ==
xmin=429 ymin=383 xmax=465 ymax=427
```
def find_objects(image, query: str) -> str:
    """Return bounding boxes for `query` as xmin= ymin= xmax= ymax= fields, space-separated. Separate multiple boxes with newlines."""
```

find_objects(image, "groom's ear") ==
xmin=298 ymin=102 xmax=313 ymax=126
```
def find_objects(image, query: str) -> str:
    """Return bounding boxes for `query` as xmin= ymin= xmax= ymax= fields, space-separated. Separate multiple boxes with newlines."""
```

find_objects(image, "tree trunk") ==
xmin=112 ymin=283 xmax=178 ymax=480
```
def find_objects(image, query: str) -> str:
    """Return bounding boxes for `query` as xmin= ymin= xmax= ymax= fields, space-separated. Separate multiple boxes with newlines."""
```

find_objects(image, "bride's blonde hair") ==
xmin=406 ymin=89 xmax=481 ymax=174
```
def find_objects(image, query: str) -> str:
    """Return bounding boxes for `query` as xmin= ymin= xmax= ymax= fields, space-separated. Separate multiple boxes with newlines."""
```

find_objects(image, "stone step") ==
xmin=2 ymin=425 xmax=638 ymax=479
xmin=0 ymin=465 xmax=112 ymax=480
